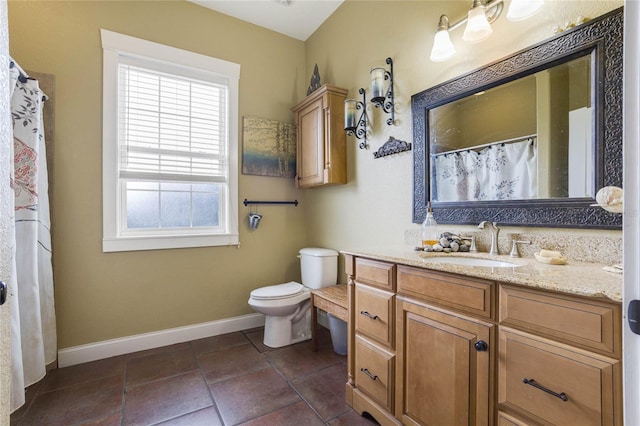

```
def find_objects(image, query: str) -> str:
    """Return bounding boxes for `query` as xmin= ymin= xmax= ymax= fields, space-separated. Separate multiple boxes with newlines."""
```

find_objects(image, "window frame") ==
xmin=101 ymin=29 xmax=240 ymax=252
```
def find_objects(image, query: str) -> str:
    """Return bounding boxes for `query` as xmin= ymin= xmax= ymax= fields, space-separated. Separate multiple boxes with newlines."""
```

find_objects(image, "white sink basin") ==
xmin=426 ymin=257 xmax=520 ymax=268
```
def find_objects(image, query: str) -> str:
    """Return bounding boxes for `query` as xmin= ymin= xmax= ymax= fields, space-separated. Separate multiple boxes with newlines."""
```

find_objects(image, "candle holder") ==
xmin=344 ymin=88 xmax=368 ymax=149
xmin=370 ymin=57 xmax=395 ymax=126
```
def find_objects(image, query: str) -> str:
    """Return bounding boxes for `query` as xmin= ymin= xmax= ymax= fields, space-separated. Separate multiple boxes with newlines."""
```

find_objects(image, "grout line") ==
xmin=191 ymin=340 xmax=226 ymax=426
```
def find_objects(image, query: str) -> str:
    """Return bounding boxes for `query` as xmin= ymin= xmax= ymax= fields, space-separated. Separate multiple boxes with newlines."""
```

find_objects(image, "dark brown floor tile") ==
xmin=291 ymin=363 xmax=350 ymax=421
xmin=264 ymin=339 xmax=343 ymax=380
xmin=155 ymin=405 xmax=223 ymax=426
xmin=198 ymin=344 xmax=270 ymax=384
xmin=40 ymin=356 xmax=127 ymax=392
xmin=210 ymin=368 xmax=300 ymax=425
xmin=78 ymin=411 xmax=122 ymax=425
xmin=328 ymin=410 xmax=380 ymax=425
xmin=191 ymin=332 xmax=250 ymax=356
xmin=13 ymin=375 xmax=123 ymax=426
xmin=238 ymin=400 xmax=325 ymax=426
xmin=244 ymin=329 xmax=272 ymax=353
xmin=126 ymin=346 xmax=198 ymax=389
xmin=123 ymin=370 xmax=212 ymax=425
xmin=127 ymin=342 xmax=192 ymax=360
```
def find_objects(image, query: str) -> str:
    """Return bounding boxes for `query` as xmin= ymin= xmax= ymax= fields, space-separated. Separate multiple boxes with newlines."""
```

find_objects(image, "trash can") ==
xmin=327 ymin=313 xmax=348 ymax=355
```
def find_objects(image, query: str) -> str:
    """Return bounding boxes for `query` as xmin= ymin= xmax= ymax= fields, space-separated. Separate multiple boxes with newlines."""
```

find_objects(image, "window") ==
xmin=101 ymin=30 xmax=240 ymax=252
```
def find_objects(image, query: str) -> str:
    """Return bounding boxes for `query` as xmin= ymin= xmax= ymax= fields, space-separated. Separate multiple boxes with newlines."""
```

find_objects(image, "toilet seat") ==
xmin=250 ymin=282 xmax=305 ymax=300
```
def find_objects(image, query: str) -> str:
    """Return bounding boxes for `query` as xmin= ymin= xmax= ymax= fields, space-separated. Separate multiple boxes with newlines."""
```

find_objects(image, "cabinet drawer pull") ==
xmin=360 ymin=310 xmax=379 ymax=320
xmin=522 ymin=378 xmax=568 ymax=401
xmin=361 ymin=368 xmax=378 ymax=381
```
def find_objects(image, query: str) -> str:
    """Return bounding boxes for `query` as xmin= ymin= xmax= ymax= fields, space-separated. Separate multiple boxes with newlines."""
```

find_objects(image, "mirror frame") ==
xmin=412 ymin=7 xmax=622 ymax=229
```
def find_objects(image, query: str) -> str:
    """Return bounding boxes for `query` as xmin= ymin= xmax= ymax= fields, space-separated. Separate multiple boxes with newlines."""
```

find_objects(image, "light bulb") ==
xmin=430 ymin=30 xmax=456 ymax=62
xmin=463 ymin=5 xmax=493 ymax=43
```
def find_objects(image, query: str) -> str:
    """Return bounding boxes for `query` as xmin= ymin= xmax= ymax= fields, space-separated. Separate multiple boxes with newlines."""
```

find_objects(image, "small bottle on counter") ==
xmin=422 ymin=202 xmax=438 ymax=249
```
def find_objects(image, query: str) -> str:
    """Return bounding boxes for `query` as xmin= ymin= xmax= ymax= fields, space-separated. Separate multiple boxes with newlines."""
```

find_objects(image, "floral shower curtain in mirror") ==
xmin=434 ymin=138 xmax=538 ymax=202
xmin=9 ymin=60 xmax=56 ymax=412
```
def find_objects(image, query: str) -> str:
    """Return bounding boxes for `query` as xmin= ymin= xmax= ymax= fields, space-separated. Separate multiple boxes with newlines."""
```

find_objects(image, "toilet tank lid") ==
xmin=299 ymin=247 xmax=338 ymax=257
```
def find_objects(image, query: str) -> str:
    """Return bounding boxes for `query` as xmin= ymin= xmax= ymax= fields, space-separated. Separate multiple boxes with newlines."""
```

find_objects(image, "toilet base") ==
xmin=263 ymin=301 xmax=311 ymax=348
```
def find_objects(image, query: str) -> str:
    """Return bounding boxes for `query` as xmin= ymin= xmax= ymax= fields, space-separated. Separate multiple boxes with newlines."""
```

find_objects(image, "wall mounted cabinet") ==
xmin=292 ymin=84 xmax=348 ymax=188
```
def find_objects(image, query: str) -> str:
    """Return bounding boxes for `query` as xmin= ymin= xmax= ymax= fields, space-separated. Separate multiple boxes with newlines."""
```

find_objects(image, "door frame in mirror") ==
xmin=412 ymin=7 xmax=622 ymax=229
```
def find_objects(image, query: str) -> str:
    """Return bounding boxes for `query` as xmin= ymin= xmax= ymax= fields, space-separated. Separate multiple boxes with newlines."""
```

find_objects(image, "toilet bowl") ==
xmin=248 ymin=248 xmax=338 ymax=348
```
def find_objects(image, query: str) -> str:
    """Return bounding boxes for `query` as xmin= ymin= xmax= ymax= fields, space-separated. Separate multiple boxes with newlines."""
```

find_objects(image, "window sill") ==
xmin=102 ymin=233 xmax=239 ymax=252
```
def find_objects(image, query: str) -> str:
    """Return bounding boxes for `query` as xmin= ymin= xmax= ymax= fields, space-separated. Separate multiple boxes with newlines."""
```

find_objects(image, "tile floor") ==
xmin=10 ymin=326 xmax=379 ymax=426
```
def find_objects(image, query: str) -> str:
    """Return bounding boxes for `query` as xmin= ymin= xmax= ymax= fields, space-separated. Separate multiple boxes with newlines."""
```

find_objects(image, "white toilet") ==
xmin=248 ymin=247 xmax=338 ymax=348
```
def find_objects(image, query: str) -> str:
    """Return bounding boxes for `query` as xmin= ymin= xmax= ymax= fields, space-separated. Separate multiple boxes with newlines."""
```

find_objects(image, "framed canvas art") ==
xmin=242 ymin=116 xmax=296 ymax=178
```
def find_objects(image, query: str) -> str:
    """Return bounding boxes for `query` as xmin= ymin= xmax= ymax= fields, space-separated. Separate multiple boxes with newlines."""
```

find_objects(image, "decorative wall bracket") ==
xmin=373 ymin=136 xmax=412 ymax=159
xmin=370 ymin=57 xmax=395 ymax=126
xmin=344 ymin=88 xmax=368 ymax=149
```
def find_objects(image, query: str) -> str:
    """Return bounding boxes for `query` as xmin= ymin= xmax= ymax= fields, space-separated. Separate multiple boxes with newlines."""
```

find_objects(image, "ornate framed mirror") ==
xmin=412 ymin=7 xmax=622 ymax=229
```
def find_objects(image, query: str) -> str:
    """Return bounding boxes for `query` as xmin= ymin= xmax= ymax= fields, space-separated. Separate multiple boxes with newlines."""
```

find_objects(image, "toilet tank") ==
xmin=299 ymin=247 xmax=338 ymax=289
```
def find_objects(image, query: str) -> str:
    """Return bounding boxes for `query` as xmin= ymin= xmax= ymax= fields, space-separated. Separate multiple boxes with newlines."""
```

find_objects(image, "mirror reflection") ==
xmin=429 ymin=55 xmax=592 ymax=202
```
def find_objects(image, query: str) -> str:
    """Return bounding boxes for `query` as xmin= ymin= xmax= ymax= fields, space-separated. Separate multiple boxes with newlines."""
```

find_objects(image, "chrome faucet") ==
xmin=478 ymin=221 xmax=500 ymax=255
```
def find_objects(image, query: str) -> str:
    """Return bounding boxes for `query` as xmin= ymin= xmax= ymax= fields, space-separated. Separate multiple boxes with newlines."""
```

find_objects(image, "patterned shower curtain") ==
xmin=433 ymin=138 xmax=538 ymax=202
xmin=9 ymin=60 xmax=56 ymax=412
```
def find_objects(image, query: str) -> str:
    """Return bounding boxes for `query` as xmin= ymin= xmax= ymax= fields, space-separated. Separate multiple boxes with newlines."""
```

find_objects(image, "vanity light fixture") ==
xmin=430 ymin=0 xmax=543 ymax=62
xmin=370 ymin=57 xmax=395 ymax=126
xmin=344 ymin=88 xmax=368 ymax=149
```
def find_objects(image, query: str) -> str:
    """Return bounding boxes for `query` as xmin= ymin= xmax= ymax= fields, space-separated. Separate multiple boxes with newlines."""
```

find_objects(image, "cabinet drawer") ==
xmin=397 ymin=266 xmax=493 ymax=319
xmin=355 ymin=258 xmax=396 ymax=291
xmin=355 ymin=284 xmax=394 ymax=348
xmin=497 ymin=411 xmax=531 ymax=426
xmin=498 ymin=327 xmax=620 ymax=426
xmin=355 ymin=335 xmax=394 ymax=412
xmin=499 ymin=285 xmax=621 ymax=357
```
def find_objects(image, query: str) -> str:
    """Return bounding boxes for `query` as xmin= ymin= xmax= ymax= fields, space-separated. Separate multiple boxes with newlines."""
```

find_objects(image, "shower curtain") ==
xmin=9 ymin=59 xmax=56 ymax=412
xmin=434 ymin=138 xmax=537 ymax=202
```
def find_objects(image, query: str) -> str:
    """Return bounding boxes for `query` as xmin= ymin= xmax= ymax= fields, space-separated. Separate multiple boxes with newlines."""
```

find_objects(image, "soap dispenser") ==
xmin=422 ymin=202 xmax=438 ymax=249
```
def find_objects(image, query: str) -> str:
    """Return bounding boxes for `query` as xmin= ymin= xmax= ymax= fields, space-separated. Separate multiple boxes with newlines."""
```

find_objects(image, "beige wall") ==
xmin=304 ymin=0 xmax=623 ymax=260
xmin=7 ymin=0 xmax=624 ymax=349
xmin=8 ymin=1 xmax=309 ymax=348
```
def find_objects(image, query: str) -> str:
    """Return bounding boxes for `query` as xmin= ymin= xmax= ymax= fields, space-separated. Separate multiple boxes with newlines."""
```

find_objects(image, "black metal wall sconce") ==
xmin=370 ymin=57 xmax=395 ymax=126
xmin=344 ymin=88 xmax=368 ymax=149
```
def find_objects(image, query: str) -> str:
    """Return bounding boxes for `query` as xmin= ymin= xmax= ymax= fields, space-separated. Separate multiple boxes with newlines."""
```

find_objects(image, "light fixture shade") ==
xmin=463 ymin=5 xmax=493 ymax=43
xmin=430 ymin=30 xmax=456 ymax=62
xmin=507 ymin=0 xmax=544 ymax=21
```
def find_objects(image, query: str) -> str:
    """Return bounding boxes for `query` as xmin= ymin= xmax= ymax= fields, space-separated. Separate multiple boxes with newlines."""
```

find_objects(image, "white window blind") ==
xmin=118 ymin=63 xmax=228 ymax=184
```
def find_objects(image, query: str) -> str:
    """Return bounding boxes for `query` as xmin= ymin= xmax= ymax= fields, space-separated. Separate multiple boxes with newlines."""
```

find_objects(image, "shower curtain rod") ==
xmin=432 ymin=134 xmax=537 ymax=157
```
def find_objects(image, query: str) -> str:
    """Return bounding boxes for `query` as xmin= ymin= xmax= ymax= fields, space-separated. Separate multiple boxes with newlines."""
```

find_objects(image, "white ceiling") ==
xmin=188 ymin=0 xmax=344 ymax=41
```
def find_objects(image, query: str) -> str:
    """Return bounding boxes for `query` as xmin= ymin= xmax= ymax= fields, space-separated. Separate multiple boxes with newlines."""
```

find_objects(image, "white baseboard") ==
xmin=57 ymin=313 xmax=265 ymax=368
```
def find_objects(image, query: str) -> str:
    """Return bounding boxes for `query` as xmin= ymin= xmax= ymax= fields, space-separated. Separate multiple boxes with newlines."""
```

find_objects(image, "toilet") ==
xmin=248 ymin=247 xmax=338 ymax=348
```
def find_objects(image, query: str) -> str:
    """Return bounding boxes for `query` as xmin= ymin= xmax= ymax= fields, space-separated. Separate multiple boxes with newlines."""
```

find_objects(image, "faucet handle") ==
xmin=510 ymin=240 xmax=532 ymax=257
xmin=460 ymin=236 xmax=478 ymax=252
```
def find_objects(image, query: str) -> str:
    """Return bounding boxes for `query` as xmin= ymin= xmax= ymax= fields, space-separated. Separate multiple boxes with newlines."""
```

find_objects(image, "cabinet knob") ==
xmin=474 ymin=340 xmax=488 ymax=352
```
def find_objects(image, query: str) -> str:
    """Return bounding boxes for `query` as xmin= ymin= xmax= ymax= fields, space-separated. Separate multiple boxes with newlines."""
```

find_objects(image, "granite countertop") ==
xmin=341 ymin=247 xmax=623 ymax=303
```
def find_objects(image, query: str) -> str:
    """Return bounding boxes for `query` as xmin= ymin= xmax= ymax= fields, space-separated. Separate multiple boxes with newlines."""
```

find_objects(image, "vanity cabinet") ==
xmin=344 ymin=253 xmax=622 ymax=426
xmin=396 ymin=296 xmax=494 ymax=426
xmin=497 ymin=285 xmax=622 ymax=426
xmin=347 ymin=257 xmax=399 ymax=425
xmin=291 ymin=84 xmax=347 ymax=188
xmin=396 ymin=266 xmax=495 ymax=426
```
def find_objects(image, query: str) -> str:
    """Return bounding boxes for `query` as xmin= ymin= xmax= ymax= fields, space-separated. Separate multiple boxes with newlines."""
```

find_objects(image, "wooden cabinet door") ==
xmin=295 ymin=96 xmax=325 ymax=187
xmin=396 ymin=296 xmax=494 ymax=426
